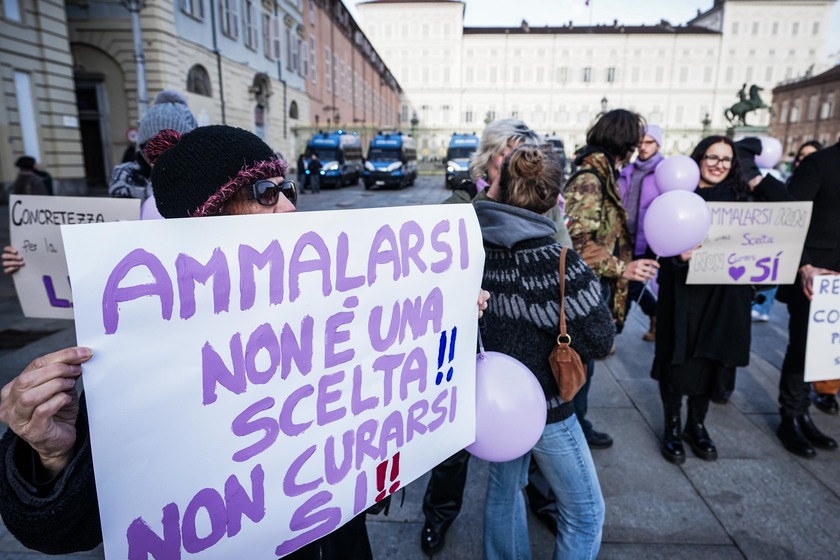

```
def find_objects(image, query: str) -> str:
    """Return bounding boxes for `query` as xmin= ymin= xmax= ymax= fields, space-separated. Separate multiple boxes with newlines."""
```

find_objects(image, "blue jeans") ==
xmin=752 ymin=285 xmax=777 ymax=316
xmin=484 ymin=415 xmax=604 ymax=560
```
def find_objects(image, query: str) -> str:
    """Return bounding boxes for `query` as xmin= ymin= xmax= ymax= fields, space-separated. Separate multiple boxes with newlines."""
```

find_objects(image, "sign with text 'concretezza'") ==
xmin=686 ymin=201 xmax=812 ymax=285
xmin=60 ymin=205 xmax=484 ymax=559
xmin=9 ymin=195 xmax=140 ymax=319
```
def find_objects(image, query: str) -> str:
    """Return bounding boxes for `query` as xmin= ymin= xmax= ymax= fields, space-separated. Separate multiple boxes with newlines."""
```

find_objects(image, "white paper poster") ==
xmin=687 ymin=201 xmax=812 ymax=285
xmin=61 ymin=205 xmax=484 ymax=559
xmin=8 ymin=195 xmax=140 ymax=319
xmin=805 ymin=274 xmax=840 ymax=382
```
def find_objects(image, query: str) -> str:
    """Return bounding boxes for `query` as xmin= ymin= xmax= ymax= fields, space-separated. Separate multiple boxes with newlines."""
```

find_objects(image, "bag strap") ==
xmin=559 ymin=246 xmax=571 ymax=345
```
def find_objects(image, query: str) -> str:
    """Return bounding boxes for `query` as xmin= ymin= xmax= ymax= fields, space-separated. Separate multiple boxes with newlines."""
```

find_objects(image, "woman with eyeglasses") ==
xmin=652 ymin=135 xmax=789 ymax=465
xmin=0 ymin=126 xmax=377 ymax=560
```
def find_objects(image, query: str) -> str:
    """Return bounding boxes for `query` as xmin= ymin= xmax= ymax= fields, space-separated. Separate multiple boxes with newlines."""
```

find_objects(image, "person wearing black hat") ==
xmin=10 ymin=155 xmax=48 ymax=196
xmin=0 ymin=126 xmax=381 ymax=560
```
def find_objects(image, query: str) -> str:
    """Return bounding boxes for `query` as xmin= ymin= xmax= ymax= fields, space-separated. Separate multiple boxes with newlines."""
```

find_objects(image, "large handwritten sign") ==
xmin=805 ymin=275 xmax=840 ymax=382
xmin=687 ymin=202 xmax=812 ymax=285
xmin=8 ymin=195 xmax=140 ymax=318
xmin=61 ymin=205 xmax=484 ymax=559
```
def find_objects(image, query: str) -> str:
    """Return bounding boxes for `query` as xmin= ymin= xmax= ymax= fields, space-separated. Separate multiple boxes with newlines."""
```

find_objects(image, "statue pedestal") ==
xmin=726 ymin=125 xmax=769 ymax=140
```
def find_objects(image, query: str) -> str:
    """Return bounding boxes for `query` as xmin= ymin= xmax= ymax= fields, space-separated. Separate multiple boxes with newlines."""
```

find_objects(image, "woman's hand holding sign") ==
xmin=0 ymin=346 xmax=92 ymax=476
xmin=2 ymin=245 xmax=24 ymax=275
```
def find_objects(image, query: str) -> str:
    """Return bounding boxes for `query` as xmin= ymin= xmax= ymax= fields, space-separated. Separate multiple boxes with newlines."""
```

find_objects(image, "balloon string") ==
xmin=635 ymin=255 xmax=660 ymax=305
xmin=477 ymin=324 xmax=485 ymax=357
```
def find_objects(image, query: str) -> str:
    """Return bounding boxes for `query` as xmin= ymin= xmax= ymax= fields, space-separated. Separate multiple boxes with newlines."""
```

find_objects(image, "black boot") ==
xmin=777 ymin=414 xmax=817 ymax=458
xmin=796 ymin=413 xmax=838 ymax=450
xmin=662 ymin=413 xmax=686 ymax=464
xmin=683 ymin=418 xmax=717 ymax=461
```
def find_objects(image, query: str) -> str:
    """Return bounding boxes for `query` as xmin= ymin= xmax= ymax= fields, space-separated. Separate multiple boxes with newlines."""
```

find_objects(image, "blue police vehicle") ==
xmin=445 ymin=133 xmax=479 ymax=189
xmin=305 ymin=130 xmax=364 ymax=188
xmin=363 ymin=131 xmax=418 ymax=189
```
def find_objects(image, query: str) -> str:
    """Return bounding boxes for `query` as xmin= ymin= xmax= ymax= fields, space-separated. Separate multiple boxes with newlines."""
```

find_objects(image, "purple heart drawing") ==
xmin=729 ymin=266 xmax=746 ymax=281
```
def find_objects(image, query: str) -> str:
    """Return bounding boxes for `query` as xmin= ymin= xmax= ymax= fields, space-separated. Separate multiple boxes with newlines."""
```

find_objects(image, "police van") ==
xmin=363 ymin=131 xmax=418 ymax=189
xmin=445 ymin=133 xmax=479 ymax=189
xmin=305 ymin=130 xmax=364 ymax=188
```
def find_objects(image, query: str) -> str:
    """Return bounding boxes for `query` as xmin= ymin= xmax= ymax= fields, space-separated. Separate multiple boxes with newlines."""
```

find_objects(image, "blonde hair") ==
xmin=499 ymin=145 xmax=563 ymax=214
xmin=470 ymin=119 xmax=542 ymax=180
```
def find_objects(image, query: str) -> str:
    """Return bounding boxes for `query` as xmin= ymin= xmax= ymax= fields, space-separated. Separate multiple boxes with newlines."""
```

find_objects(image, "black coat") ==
xmin=652 ymin=174 xmax=791 ymax=392
xmin=788 ymin=142 xmax=840 ymax=271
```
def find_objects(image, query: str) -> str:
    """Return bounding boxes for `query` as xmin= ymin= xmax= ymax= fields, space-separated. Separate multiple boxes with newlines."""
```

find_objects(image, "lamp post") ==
xmin=121 ymin=0 xmax=149 ymax=120
xmin=601 ymin=96 xmax=608 ymax=114
xmin=701 ymin=112 xmax=711 ymax=135
xmin=323 ymin=105 xmax=336 ymax=131
xmin=410 ymin=111 xmax=419 ymax=137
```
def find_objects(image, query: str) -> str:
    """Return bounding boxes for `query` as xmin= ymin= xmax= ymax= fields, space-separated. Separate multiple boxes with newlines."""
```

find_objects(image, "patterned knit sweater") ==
xmin=474 ymin=200 xmax=616 ymax=424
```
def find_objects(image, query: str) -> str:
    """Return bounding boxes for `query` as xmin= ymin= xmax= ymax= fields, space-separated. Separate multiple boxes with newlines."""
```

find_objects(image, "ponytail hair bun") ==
xmin=499 ymin=145 xmax=564 ymax=214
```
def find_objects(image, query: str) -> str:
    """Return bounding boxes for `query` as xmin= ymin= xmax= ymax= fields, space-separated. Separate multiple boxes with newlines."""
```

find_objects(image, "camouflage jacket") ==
xmin=564 ymin=149 xmax=632 ymax=325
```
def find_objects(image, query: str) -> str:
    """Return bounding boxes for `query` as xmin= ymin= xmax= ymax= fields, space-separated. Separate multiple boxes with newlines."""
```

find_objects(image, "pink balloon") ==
xmin=654 ymin=155 xmax=701 ymax=193
xmin=466 ymin=351 xmax=546 ymax=462
xmin=141 ymin=195 xmax=164 ymax=220
xmin=643 ymin=190 xmax=710 ymax=258
xmin=756 ymin=137 xmax=782 ymax=169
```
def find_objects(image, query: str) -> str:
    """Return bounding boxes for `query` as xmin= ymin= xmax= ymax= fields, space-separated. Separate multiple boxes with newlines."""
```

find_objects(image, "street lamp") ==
xmin=701 ymin=112 xmax=711 ymax=135
xmin=601 ymin=96 xmax=608 ymax=113
xmin=410 ymin=112 xmax=419 ymax=137
xmin=121 ymin=0 xmax=149 ymax=119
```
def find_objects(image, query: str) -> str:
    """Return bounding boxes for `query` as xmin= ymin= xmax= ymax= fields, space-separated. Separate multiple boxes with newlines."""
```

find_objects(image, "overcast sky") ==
xmin=349 ymin=0 xmax=840 ymax=59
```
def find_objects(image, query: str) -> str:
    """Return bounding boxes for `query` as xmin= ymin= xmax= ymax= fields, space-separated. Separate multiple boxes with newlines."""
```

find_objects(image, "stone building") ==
xmin=769 ymin=65 xmax=840 ymax=157
xmin=0 ymin=0 xmax=400 ymax=192
xmin=356 ymin=0 xmax=836 ymax=158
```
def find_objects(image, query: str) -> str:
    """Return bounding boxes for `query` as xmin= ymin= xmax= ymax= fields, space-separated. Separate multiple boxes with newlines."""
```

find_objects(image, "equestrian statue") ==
xmin=725 ymin=83 xmax=774 ymax=126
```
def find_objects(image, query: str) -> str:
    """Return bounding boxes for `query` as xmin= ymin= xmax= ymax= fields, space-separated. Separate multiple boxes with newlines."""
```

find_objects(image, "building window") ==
xmin=332 ymin=53 xmax=338 ymax=93
xmin=631 ymin=67 xmax=640 ymax=83
xmin=813 ymin=22 xmax=820 ymax=35
xmin=765 ymin=67 xmax=773 ymax=82
xmin=679 ymin=67 xmax=687 ymax=82
xmin=792 ymin=22 xmax=799 ymax=35
xmin=725 ymin=66 xmax=734 ymax=83
xmin=442 ymin=105 xmax=450 ymax=123
xmin=309 ymin=37 xmax=317 ymax=83
xmin=465 ymin=108 xmax=473 ymax=123
xmin=301 ymin=39 xmax=308 ymax=77
xmin=606 ymin=67 xmax=615 ymax=83
xmin=790 ymin=100 xmax=800 ymax=123
xmin=808 ymin=94 xmax=819 ymax=121
xmin=289 ymin=100 xmax=299 ymax=119
xmin=242 ymin=0 xmax=258 ymax=50
xmin=655 ymin=67 xmax=664 ymax=83
xmin=772 ymin=22 xmax=779 ymax=35
xmin=536 ymin=67 xmax=544 ymax=82
xmin=262 ymin=12 xmax=279 ymax=60
xmin=731 ymin=22 xmax=739 ymax=34
xmin=187 ymin=64 xmax=212 ymax=96
xmin=220 ymin=0 xmax=239 ymax=38
xmin=180 ymin=0 xmax=204 ymax=20
xmin=324 ymin=47 xmax=331 ymax=91
xmin=752 ymin=22 xmax=759 ymax=35
xmin=582 ymin=67 xmax=591 ymax=83
xmin=3 ymin=0 xmax=22 ymax=21
xmin=780 ymin=100 xmax=789 ymax=123
xmin=822 ymin=94 xmax=835 ymax=119
xmin=309 ymin=0 xmax=315 ymax=26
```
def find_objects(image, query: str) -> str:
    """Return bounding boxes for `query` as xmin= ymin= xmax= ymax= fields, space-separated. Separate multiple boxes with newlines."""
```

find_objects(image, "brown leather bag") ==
xmin=548 ymin=246 xmax=587 ymax=402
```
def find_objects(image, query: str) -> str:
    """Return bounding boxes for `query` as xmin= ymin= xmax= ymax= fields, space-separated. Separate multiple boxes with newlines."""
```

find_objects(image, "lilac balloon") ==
xmin=643 ymin=190 xmax=711 ymax=258
xmin=466 ymin=351 xmax=546 ymax=462
xmin=756 ymin=137 xmax=782 ymax=169
xmin=141 ymin=195 xmax=164 ymax=220
xmin=654 ymin=155 xmax=701 ymax=193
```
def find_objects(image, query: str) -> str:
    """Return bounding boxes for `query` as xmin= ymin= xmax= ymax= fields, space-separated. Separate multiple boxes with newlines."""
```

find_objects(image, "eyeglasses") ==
xmin=249 ymin=179 xmax=297 ymax=207
xmin=703 ymin=155 xmax=733 ymax=167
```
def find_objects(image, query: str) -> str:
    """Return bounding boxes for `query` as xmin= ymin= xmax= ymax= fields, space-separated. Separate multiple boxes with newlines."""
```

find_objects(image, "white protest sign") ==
xmin=61 ymin=205 xmax=484 ymax=559
xmin=687 ymin=201 xmax=812 ymax=285
xmin=8 ymin=195 xmax=140 ymax=319
xmin=805 ymin=275 xmax=840 ymax=382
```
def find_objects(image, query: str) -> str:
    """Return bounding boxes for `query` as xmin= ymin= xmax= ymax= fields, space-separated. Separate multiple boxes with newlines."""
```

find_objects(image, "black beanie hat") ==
xmin=151 ymin=125 xmax=288 ymax=218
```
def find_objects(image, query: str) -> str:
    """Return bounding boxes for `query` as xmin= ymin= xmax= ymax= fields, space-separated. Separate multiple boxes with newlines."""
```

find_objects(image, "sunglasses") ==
xmin=249 ymin=179 xmax=297 ymax=207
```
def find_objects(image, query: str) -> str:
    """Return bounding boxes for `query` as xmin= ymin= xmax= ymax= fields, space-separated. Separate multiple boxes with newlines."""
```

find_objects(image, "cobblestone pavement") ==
xmin=1 ymin=177 xmax=838 ymax=559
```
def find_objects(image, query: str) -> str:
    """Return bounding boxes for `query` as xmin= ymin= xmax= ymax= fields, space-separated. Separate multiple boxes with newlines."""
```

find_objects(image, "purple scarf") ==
xmin=624 ymin=151 xmax=663 ymax=241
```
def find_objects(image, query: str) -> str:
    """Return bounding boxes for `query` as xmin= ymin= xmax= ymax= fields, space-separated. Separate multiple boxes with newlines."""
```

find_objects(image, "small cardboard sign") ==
xmin=687 ymin=202 xmax=812 ymax=285
xmin=805 ymin=274 xmax=840 ymax=382
xmin=60 ymin=204 xmax=484 ymax=559
xmin=8 ymin=195 xmax=140 ymax=319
